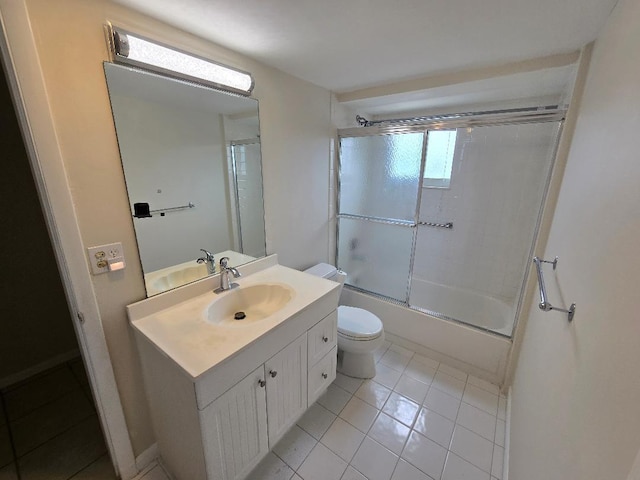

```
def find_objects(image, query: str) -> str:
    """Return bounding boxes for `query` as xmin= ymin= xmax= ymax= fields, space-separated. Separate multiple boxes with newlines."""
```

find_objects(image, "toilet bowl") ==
xmin=304 ymin=263 xmax=385 ymax=379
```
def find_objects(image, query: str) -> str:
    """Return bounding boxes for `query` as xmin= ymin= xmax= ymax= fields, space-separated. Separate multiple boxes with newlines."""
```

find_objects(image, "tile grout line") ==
xmin=0 ymin=392 xmax=22 ymax=480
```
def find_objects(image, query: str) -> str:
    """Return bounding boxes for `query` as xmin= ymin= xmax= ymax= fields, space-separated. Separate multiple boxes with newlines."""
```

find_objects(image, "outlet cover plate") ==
xmin=87 ymin=242 xmax=124 ymax=275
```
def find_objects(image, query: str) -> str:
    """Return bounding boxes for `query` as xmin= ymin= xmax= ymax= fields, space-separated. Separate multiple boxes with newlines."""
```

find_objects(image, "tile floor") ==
xmin=248 ymin=341 xmax=506 ymax=480
xmin=0 ymin=358 xmax=118 ymax=480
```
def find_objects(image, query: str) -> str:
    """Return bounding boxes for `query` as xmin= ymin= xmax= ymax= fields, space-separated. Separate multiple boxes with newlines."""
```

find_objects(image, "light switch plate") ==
xmin=87 ymin=242 xmax=125 ymax=275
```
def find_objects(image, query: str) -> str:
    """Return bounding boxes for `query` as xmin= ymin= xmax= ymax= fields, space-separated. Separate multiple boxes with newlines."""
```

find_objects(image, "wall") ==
xmin=0 ymin=59 xmax=78 ymax=385
xmin=23 ymin=0 xmax=332 ymax=455
xmin=509 ymin=0 xmax=640 ymax=478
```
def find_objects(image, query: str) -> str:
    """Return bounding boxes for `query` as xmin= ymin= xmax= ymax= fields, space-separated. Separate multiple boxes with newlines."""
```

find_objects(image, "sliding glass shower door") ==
xmin=337 ymin=116 xmax=563 ymax=337
xmin=337 ymin=132 xmax=424 ymax=301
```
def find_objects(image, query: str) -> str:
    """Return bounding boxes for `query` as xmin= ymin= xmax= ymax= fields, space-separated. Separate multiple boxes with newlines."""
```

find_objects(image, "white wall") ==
xmin=510 ymin=0 xmax=640 ymax=477
xmin=20 ymin=0 xmax=333 ymax=455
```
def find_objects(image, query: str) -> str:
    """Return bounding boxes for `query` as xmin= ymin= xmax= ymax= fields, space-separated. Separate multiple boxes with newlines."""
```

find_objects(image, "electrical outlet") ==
xmin=87 ymin=242 xmax=125 ymax=275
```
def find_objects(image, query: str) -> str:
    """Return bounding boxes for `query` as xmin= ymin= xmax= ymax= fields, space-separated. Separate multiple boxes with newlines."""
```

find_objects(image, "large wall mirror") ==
xmin=104 ymin=62 xmax=266 ymax=296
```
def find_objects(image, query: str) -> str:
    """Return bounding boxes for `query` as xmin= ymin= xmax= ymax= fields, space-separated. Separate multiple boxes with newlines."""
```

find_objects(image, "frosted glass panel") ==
xmin=411 ymin=122 xmax=561 ymax=336
xmin=339 ymin=133 xmax=423 ymax=221
xmin=337 ymin=217 xmax=414 ymax=301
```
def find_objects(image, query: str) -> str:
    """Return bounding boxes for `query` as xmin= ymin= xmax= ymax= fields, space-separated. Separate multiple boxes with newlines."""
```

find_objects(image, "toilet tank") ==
xmin=304 ymin=263 xmax=347 ymax=296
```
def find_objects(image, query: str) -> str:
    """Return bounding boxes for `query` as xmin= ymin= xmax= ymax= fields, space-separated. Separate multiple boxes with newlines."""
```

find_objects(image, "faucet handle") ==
xmin=200 ymin=249 xmax=214 ymax=261
xmin=219 ymin=256 xmax=230 ymax=268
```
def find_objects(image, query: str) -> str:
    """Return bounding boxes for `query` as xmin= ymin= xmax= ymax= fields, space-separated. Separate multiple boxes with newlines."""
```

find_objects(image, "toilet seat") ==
xmin=337 ymin=306 xmax=383 ymax=341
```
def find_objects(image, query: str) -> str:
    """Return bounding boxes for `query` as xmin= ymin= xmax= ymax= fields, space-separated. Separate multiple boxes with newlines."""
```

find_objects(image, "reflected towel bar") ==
xmin=418 ymin=221 xmax=453 ymax=229
xmin=533 ymin=256 xmax=576 ymax=322
xmin=150 ymin=202 xmax=196 ymax=214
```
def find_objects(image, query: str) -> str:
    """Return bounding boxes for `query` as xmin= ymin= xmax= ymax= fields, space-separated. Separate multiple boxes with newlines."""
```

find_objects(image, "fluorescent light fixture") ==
xmin=107 ymin=25 xmax=254 ymax=96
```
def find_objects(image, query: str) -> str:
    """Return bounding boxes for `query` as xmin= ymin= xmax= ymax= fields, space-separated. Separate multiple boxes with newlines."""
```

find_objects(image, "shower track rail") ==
xmin=533 ymin=256 xmax=576 ymax=322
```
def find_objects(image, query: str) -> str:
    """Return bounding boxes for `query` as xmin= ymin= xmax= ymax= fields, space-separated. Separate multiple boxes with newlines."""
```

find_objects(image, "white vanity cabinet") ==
xmin=129 ymin=259 xmax=340 ymax=480
xmin=201 ymin=334 xmax=308 ymax=480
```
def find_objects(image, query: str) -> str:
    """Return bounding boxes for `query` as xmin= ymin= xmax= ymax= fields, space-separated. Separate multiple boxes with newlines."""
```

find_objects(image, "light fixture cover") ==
xmin=108 ymin=26 xmax=254 ymax=96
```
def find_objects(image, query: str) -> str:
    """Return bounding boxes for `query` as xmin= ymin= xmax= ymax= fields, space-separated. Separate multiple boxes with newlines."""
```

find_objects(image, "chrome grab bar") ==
xmin=418 ymin=221 xmax=453 ymax=229
xmin=533 ymin=256 xmax=576 ymax=322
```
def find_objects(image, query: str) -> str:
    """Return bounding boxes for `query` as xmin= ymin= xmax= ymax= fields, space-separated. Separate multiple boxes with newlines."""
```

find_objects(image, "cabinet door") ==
xmin=265 ymin=333 xmax=308 ymax=446
xmin=201 ymin=366 xmax=268 ymax=480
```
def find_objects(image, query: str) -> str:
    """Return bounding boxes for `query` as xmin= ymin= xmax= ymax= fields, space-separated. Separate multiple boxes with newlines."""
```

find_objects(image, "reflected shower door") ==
xmin=409 ymin=122 xmax=561 ymax=335
xmin=337 ymin=132 xmax=424 ymax=301
xmin=231 ymin=140 xmax=266 ymax=258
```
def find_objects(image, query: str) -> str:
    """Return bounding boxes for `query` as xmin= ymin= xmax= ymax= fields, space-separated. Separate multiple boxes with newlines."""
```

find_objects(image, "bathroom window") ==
xmin=424 ymin=129 xmax=457 ymax=188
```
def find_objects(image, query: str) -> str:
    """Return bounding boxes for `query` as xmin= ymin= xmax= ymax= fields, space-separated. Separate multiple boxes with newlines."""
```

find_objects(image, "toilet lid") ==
xmin=337 ymin=306 xmax=383 ymax=340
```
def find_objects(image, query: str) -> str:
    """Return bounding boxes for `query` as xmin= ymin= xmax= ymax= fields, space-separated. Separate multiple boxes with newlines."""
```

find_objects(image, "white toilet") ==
xmin=305 ymin=263 xmax=385 ymax=379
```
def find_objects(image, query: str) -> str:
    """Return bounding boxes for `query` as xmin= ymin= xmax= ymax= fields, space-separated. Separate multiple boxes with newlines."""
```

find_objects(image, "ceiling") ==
xmin=114 ymin=0 xmax=617 ymax=95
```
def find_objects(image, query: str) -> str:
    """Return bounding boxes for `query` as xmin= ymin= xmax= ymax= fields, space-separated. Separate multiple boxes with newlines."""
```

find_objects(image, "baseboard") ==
xmin=135 ymin=443 xmax=158 ymax=472
xmin=504 ymin=386 xmax=512 ymax=480
xmin=0 ymin=349 xmax=80 ymax=388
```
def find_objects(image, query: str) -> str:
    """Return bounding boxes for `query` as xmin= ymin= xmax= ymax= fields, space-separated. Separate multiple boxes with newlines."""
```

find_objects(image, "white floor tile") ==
xmin=380 ymin=350 xmax=411 ymax=372
xmin=466 ymin=376 xmax=500 ymax=396
xmin=401 ymin=431 xmax=447 ymax=480
xmin=298 ymin=442 xmax=347 ymax=480
xmin=423 ymin=387 xmax=460 ymax=422
xmin=391 ymin=459 xmax=432 ymax=480
xmin=292 ymin=475 xmax=303 ymax=480
xmin=334 ymin=373 xmax=364 ymax=394
xmin=373 ymin=364 xmax=403 ymax=389
xmin=339 ymin=397 xmax=379 ymax=433
xmin=320 ymin=417 xmax=365 ymax=462
xmin=394 ymin=375 xmax=429 ymax=405
xmin=491 ymin=446 xmax=504 ymax=479
xmin=462 ymin=385 xmax=498 ymax=416
xmin=351 ymin=437 xmax=399 ymax=480
xmin=410 ymin=354 xmax=440 ymax=371
xmin=441 ymin=452 xmax=490 ymax=480
xmin=456 ymin=403 xmax=496 ymax=441
xmin=273 ymin=425 xmax=317 ymax=470
xmin=449 ymin=425 xmax=493 ymax=473
xmin=404 ymin=360 xmax=437 ymax=386
xmin=341 ymin=466 xmax=367 ymax=480
xmin=388 ymin=344 xmax=415 ymax=358
xmin=494 ymin=420 xmax=505 ymax=448
xmin=355 ymin=380 xmax=392 ymax=409
xmin=297 ymin=403 xmax=336 ymax=440
xmin=413 ymin=407 xmax=454 ymax=449
xmin=431 ymin=372 xmax=466 ymax=400
xmin=318 ymin=384 xmax=353 ymax=415
xmin=368 ymin=413 xmax=411 ymax=455
xmin=436 ymin=364 xmax=468 ymax=383
xmin=382 ymin=392 xmax=420 ymax=427
xmin=247 ymin=452 xmax=294 ymax=480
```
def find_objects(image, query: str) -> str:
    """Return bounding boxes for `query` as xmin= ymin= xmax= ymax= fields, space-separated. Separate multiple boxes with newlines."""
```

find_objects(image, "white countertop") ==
xmin=128 ymin=260 xmax=339 ymax=380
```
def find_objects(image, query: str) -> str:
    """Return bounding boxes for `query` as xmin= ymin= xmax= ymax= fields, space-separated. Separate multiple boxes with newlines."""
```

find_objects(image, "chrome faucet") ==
xmin=196 ymin=249 xmax=216 ymax=275
xmin=215 ymin=256 xmax=241 ymax=293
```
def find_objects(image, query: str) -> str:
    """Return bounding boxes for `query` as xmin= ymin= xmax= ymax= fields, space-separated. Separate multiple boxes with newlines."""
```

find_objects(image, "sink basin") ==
xmin=204 ymin=284 xmax=294 ymax=327
xmin=152 ymin=264 xmax=209 ymax=292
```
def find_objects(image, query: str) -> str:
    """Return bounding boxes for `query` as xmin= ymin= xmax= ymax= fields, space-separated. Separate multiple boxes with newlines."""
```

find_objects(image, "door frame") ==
xmin=0 ymin=3 xmax=137 ymax=478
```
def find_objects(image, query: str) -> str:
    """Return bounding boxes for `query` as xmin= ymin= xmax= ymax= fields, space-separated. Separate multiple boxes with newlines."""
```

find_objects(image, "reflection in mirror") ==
xmin=104 ymin=62 xmax=266 ymax=296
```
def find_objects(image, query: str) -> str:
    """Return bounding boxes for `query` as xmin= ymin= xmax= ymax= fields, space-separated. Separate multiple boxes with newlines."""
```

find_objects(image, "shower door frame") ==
xmin=336 ymin=107 xmax=566 ymax=338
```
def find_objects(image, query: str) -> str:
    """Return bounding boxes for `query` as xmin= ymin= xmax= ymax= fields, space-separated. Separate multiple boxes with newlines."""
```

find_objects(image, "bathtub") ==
xmin=408 ymin=278 xmax=514 ymax=336
xmin=341 ymin=285 xmax=513 ymax=384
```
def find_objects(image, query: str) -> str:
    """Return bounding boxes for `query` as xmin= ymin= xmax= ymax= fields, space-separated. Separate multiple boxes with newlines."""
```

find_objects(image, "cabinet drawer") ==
xmin=308 ymin=310 xmax=337 ymax=366
xmin=308 ymin=347 xmax=337 ymax=405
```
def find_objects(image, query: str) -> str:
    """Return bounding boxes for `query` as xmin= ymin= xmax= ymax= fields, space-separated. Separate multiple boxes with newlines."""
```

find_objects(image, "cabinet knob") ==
xmin=269 ymin=370 xmax=278 ymax=378
xmin=322 ymin=336 xmax=329 ymax=343
xmin=258 ymin=379 xmax=266 ymax=388
xmin=322 ymin=373 xmax=328 ymax=379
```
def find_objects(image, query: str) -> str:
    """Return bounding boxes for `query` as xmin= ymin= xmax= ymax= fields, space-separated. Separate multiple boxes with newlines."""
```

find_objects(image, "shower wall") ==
xmin=413 ymin=123 xmax=560 ymax=307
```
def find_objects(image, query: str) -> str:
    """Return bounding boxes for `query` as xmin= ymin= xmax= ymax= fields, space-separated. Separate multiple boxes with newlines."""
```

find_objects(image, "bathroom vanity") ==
xmin=127 ymin=256 xmax=339 ymax=480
